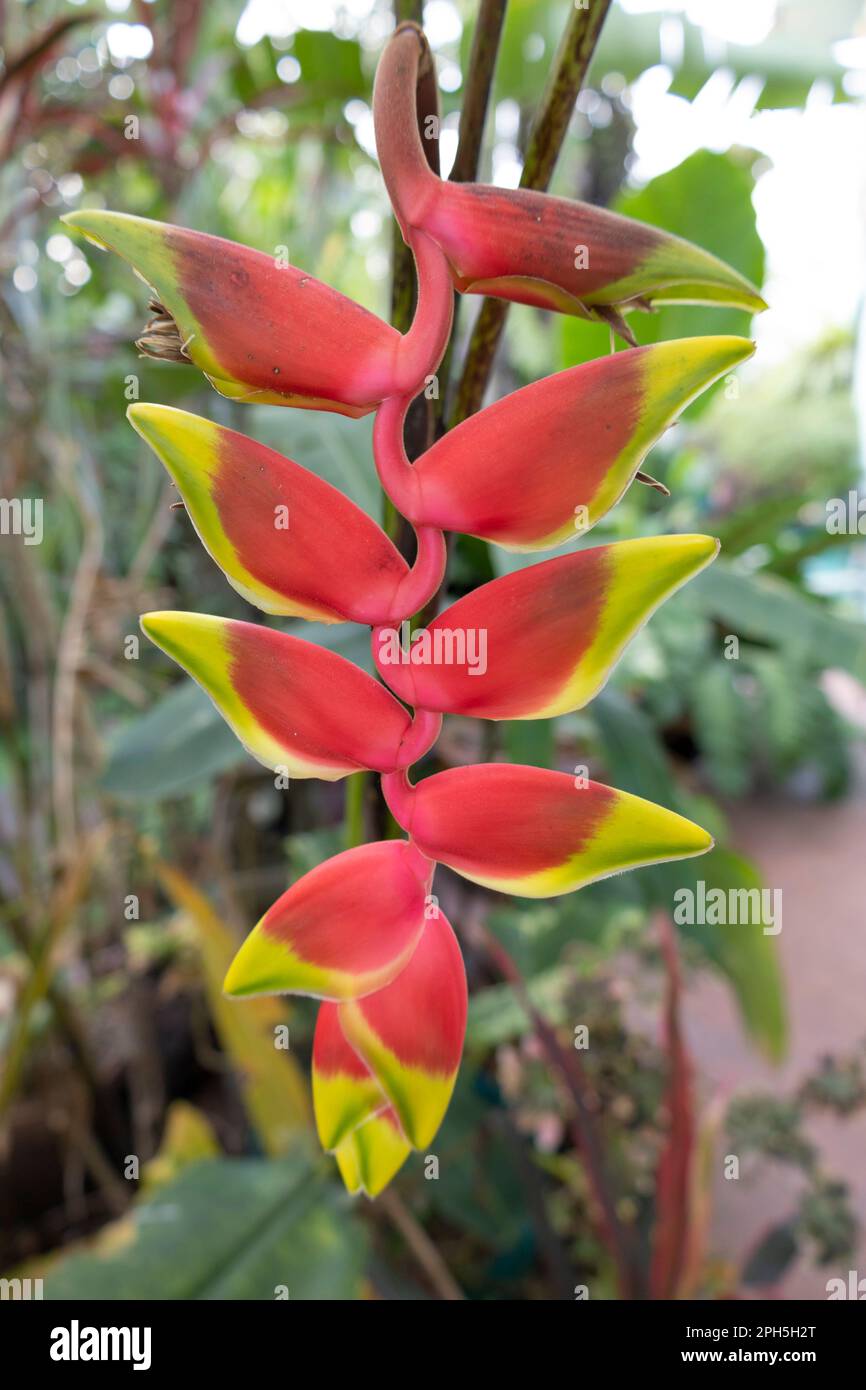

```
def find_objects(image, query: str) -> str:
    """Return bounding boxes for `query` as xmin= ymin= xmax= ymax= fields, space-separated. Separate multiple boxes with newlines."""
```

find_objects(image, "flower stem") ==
xmin=449 ymin=0 xmax=508 ymax=184
xmin=343 ymin=771 xmax=368 ymax=849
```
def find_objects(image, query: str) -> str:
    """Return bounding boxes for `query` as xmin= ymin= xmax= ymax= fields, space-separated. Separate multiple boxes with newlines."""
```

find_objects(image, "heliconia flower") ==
xmin=381 ymin=765 xmax=713 ymax=898
xmin=419 ymin=182 xmax=767 ymax=336
xmin=372 ymin=535 xmax=718 ymax=720
xmin=141 ymin=611 xmax=441 ymax=780
xmin=374 ymin=337 xmax=754 ymax=551
xmin=338 ymin=909 xmax=466 ymax=1149
xmin=334 ymin=1109 xmax=412 ymax=1199
xmin=60 ymin=211 xmax=453 ymax=414
xmin=374 ymin=26 xmax=766 ymax=335
xmin=223 ymin=840 xmax=433 ymax=1000
xmin=128 ymin=403 xmax=446 ymax=623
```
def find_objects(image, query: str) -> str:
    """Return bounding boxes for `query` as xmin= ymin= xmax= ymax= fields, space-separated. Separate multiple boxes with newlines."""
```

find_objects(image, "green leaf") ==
xmin=504 ymin=718 xmax=555 ymax=769
xmin=101 ymin=680 xmax=243 ymax=799
xmin=691 ymin=562 xmax=866 ymax=683
xmin=742 ymin=1221 xmax=799 ymax=1288
xmin=593 ymin=3 xmax=852 ymax=110
xmin=591 ymin=690 xmax=786 ymax=1060
xmin=680 ymin=849 xmax=787 ymax=1064
xmin=691 ymin=661 xmax=753 ymax=799
xmin=40 ymin=1157 xmax=366 ymax=1301
xmin=467 ymin=968 xmax=573 ymax=1049
xmin=291 ymin=31 xmax=365 ymax=105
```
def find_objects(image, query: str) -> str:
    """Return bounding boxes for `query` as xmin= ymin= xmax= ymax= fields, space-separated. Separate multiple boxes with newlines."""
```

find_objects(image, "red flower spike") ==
xmin=128 ymin=403 xmax=446 ymax=623
xmin=338 ymin=909 xmax=467 ymax=1150
xmin=381 ymin=765 xmax=713 ymax=899
xmin=72 ymin=16 xmax=747 ymax=1200
xmin=61 ymin=213 xmax=453 ymax=414
xmin=374 ymin=26 xmax=765 ymax=330
xmin=141 ymin=612 xmax=440 ymax=780
xmin=223 ymin=840 xmax=434 ymax=1001
xmin=374 ymin=337 xmax=754 ymax=550
xmin=372 ymin=535 xmax=719 ymax=720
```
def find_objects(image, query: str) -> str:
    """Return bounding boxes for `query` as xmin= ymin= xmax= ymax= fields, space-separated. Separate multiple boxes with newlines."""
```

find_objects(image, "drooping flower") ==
xmin=66 ymin=14 xmax=762 ymax=1199
xmin=373 ymin=534 xmax=719 ymax=718
xmin=373 ymin=338 xmax=753 ymax=550
xmin=223 ymin=840 xmax=434 ymax=1001
xmin=381 ymin=764 xmax=712 ymax=898
xmin=141 ymin=611 xmax=441 ymax=779
xmin=373 ymin=23 xmax=766 ymax=339
xmin=129 ymin=403 xmax=446 ymax=623
xmin=60 ymin=211 xmax=453 ymax=414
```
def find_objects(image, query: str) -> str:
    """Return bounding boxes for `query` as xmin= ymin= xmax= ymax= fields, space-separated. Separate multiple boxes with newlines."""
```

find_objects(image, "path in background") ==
xmin=685 ymin=746 xmax=866 ymax=1299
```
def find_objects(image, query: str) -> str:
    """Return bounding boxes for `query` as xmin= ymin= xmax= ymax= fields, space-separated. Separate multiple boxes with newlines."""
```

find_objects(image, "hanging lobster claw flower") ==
xmin=129 ymin=404 xmax=445 ymax=623
xmin=339 ymin=910 xmax=466 ymax=1150
xmin=373 ymin=26 xmax=765 ymax=334
xmin=373 ymin=535 xmax=718 ymax=719
xmin=61 ymin=210 xmax=398 ymax=415
xmin=61 ymin=210 xmax=452 ymax=413
xmin=374 ymin=337 xmax=753 ymax=551
xmin=422 ymin=182 xmax=767 ymax=333
xmin=382 ymin=765 xmax=712 ymax=898
xmin=223 ymin=840 xmax=433 ymax=1000
xmin=141 ymin=612 xmax=440 ymax=780
xmin=335 ymin=1109 xmax=412 ymax=1199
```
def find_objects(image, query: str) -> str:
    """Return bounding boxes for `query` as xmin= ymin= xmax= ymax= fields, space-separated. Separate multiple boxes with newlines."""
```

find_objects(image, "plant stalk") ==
xmin=450 ymin=0 xmax=613 ymax=426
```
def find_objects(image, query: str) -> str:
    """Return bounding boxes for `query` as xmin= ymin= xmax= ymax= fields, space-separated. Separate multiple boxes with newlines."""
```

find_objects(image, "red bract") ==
xmin=60 ymin=213 xmax=453 ymax=416
xmin=372 ymin=535 xmax=719 ymax=719
xmin=67 ymin=18 xmax=764 ymax=1197
xmin=381 ymin=765 xmax=712 ymax=898
xmin=373 ymin=338 xmax=753 ymax=549
xmin=128 ymin=404 xmax=445 ymax=623
xmin=374 ymin=24 xmax=765 ymax=337
xmin=141 ymin=613 xmax=441 ymax=779
xmin=223 ymin=840 xmax=434 ymax=1001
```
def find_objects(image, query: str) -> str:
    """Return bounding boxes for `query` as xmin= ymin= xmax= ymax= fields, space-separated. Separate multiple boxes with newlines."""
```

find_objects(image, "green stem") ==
xmin=436 ymin=0 xmax=508 ymax=432
xmin=343 ymin=771 xmax=368 ymax=849
xmin=450 ymin=0 xmax=613 ymax=426
xmin=449 ymin=0 xmax=508 ymax=184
